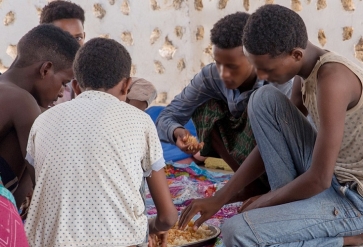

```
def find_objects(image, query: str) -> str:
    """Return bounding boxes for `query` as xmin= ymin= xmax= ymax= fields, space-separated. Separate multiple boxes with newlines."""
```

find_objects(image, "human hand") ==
xmin=237 ymin=194 xmax=263 ymax=213
xmin=148 ymin=232 xmax=168 ymax=247
xmin=238 ymin=191 xmax=273 ymax=213
xmin=173 ymin=128 xmax=204 ymax=155
xmin=178 ymin=196 xmax=223 ymax=231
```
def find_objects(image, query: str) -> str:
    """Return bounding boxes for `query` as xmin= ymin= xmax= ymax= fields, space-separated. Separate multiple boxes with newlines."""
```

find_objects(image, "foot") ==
xmin=344 ymin=233 xmax=363 ymax=246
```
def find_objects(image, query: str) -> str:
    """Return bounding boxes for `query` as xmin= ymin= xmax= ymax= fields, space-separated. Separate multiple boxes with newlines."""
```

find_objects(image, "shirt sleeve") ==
xmin=142 ymin=117 xmax=166 ymax=177
xmin=26 ymin=125 xmax=36 ymax=167
xmin=155 ymin=64 xmax=219 ymax=144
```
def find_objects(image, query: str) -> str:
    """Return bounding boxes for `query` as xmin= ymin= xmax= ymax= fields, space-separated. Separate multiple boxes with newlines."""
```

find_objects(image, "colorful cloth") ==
xmin=145 ymin=162 xmax=241 ymax=246
xmin=192 ymin=99 xmax=256 ymax=164
xmin=0 ymin=177 xmax=16 ymax=208
xmin=0 ymin=178 xmax=29 ymax=247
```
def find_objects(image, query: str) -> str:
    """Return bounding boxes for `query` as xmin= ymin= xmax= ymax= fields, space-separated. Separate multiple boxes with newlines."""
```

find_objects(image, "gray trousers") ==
xmin=222 ymin=85 xmax=363 ymax=247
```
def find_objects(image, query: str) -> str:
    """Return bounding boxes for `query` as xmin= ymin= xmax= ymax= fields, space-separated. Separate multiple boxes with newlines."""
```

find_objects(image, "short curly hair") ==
xmin=243 ymin=4 xmax=308 ymax=57
xmin=15 ymin=24 xmax=80 ymax=72
xmin=73 ymin=38 xmax=132 ymax=90
xmin=40 ymin=0 xmax=85 ymax=25
xmin=210 ymin=12 xmax=250 ymax=49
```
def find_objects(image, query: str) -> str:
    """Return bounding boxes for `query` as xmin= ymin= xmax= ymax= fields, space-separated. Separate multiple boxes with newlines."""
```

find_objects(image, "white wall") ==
xmin=0 ymin=0 xmax=362 ymax=103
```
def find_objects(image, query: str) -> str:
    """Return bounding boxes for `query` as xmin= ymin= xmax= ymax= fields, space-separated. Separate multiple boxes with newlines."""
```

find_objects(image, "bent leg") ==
xmin=248 ymin=85 xmax=317 ymax=190
xmin=222 ymin=182 xmax=363 ymax=247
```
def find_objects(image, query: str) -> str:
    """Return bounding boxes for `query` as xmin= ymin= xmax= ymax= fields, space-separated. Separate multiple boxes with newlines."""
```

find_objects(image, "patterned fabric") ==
xmin=192 ymin=99 xmax=255 ymax=164
xmin=145 ymin=162 xmax=240 ymax=247
xmin=0 ymin=177 xmax=16 ymax=209
xmin=302 ymin=52 xmax=363 ymax=196
xmin=25 ymin=90 xmax=165 ymax=247
xmin=0 ymin=193 xmax=29 ymax=247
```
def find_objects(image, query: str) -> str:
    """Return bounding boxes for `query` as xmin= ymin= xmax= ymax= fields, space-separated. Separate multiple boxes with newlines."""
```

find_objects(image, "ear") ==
xmin=120 ymin=77 xmax=132 ymax=96
xmin=71 ymin=79 xmax=82 ymax=96
xmin=39 ymin=61 xmax=54 ymax=79
xmin=290 ymin=48 xmax=303 ymax=62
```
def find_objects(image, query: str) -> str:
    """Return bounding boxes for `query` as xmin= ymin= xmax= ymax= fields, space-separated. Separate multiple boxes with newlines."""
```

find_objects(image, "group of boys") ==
xmin=0 ymin=1 xmax=362 ymax=246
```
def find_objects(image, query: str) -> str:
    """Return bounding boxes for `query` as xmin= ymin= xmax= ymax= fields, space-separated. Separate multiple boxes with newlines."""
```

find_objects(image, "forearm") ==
xmin=214 ymin=147 xmax=265 ymax=204
xmin=156 ymin=113 xmax=183 ymax=144
xmin=252 ymin=170 xmax=328 ymax=209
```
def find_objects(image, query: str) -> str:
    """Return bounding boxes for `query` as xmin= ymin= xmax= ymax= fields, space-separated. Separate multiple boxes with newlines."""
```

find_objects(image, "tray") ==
xmin=175 ymin=225 xmax=221 ymax=247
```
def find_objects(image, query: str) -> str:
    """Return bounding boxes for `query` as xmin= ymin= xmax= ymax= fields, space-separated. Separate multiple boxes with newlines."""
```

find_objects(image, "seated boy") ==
xmin=40 ymin=0 xmax=157 ymax=110
xmin=0 ymin=24 xmax=79 ymax=206
xmin=179 ymin=4 xmax=363 ymax=246
xmin=156 ymin=12 xmax=292 ymax=173
xmin=25 ymin=38 xmax=178 ymax=247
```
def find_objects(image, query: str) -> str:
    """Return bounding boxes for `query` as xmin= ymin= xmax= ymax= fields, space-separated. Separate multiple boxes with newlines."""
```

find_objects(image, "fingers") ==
xmin=160 ymin=232 xmax=168 ymax=247
xmin=193 ymin=214 xmax=208 ymax=231
xmin=239 ymin=195 xmax=262 ymax=213
xmin=179 ymin=203 xmax=196 ymax=230
xmin=147 ymin=235 xmax=156 ymax=247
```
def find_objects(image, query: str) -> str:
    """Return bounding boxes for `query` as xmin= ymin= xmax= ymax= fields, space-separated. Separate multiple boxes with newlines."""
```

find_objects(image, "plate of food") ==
xmin=158 ymin=222 xmax=221 ymax=247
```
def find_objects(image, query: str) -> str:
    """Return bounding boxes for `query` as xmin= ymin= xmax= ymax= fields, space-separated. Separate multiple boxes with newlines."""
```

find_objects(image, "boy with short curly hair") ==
xmin=25 ymin=38 xmax=177 ymax=247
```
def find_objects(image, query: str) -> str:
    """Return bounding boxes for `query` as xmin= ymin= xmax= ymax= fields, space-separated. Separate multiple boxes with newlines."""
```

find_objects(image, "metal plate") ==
xmin=175 ymin=225 xmax=221 ymax=247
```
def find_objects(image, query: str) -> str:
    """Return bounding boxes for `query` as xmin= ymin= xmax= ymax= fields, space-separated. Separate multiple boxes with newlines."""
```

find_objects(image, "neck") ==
xmin=238 ymin=69 xmax=257 ymax=92
xmin=298 ymin=42 xmax=327 ymax=79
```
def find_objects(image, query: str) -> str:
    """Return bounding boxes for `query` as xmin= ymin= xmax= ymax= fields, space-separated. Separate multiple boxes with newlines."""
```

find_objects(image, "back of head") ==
xmin=210 ymin=12 xmax=250 ymax=49
xmin=73 ymin=38 xmax=131 ymax=90
xmin=15 ymin=24 xmax=80 ymax=71
xmin=243 ymin=4 xmax=308 ymax=57
xmin=40 ymin=0 xmax=85 ymax=25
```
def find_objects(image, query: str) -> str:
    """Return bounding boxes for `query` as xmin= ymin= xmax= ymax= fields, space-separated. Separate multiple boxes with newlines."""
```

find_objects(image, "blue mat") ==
xmin=146 ymin=106 xmax=196 ymax=162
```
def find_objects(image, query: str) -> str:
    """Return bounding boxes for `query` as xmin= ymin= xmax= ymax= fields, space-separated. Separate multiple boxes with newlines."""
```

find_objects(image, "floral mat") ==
xmin=145 ymin=162 xmax=241 ymax=247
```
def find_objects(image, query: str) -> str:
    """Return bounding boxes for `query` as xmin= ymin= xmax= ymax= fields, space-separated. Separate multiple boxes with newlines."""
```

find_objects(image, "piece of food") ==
xmin=184 ymin=135 xmax=204 ymax=151
xmin=157 ymin=222 xmax=214 ymax=246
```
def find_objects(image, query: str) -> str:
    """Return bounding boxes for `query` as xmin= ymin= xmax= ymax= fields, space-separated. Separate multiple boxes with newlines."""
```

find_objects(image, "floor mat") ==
xmin=145 ymin=162 xmax=241 ymax=246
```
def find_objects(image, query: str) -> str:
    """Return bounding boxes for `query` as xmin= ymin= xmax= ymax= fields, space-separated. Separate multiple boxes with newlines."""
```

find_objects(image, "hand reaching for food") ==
xmin=173 ymin=128 xmax=204 ymax=154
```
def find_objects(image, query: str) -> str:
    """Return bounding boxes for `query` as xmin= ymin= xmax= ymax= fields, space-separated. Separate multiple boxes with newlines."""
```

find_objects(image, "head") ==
xmin=13 ymin=24 xmax=80 ymax=107
xmin=40 ymin=0 xmax=85 ymax=46
xmin=243 ymin=4 xmax=308 ymax=83
xmin=73 ymin=38 xmax=132 ymax=101
xmin=210 ymin=12 xmax=253 ymax=89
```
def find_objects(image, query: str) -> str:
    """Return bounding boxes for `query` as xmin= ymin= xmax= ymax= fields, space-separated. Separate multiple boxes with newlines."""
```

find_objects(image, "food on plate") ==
xmin=157 ymin=222 xmax=214 ymax=246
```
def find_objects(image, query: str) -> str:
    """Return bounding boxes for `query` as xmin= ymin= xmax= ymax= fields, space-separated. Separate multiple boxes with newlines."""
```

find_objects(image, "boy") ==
xmin=25 ymin=38 xmax=178 ymax=246
xmin=0 ymin=24 xmax=79 ymax=206
xmin=180 ymin=4 xmax=363 ymax=246
xmin=40 ymin=0 xmax=157 ymax=110
xmin=156 ymin=12 xmax=292 ymax=173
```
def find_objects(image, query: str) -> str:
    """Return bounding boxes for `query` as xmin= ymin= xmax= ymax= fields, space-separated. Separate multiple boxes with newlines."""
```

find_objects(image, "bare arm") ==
xmin=243 ymin=63 xmax=359 ymax=211
xmin=290 ymin=76 xmax=308 ymax=116
xmin=147 ymin=169 xmax=178 ymax=233
xmin=179 ymin=146 xmax=265 ymax=229
xmin=12 ymin=94 xmax=41 ymax=159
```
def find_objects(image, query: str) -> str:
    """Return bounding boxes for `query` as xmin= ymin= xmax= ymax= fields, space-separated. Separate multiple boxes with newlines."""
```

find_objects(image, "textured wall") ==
xmin=0 ymin=0 xmax=362 ymax=103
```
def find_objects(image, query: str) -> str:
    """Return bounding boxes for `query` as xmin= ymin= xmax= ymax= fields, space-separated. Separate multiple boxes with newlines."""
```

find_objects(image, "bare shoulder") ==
xmin=0 ymin=83 xmax=38 ymax=107
xmin=0 ymin=83 xmax=40 ymax=120
xmin=317 ymin=62 xmax=359 ymax=84
xmin=317 ymin=62 xmax=361 ymax=108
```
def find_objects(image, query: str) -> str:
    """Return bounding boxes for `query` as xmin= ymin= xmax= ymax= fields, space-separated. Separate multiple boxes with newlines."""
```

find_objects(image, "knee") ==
xmin=250 ymin=85 xmax=284 ymax=107
xmin=248 ymin=85 xmax=289 ymax=117
xmin=221 ymin=214 xmax=258 ymax=247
